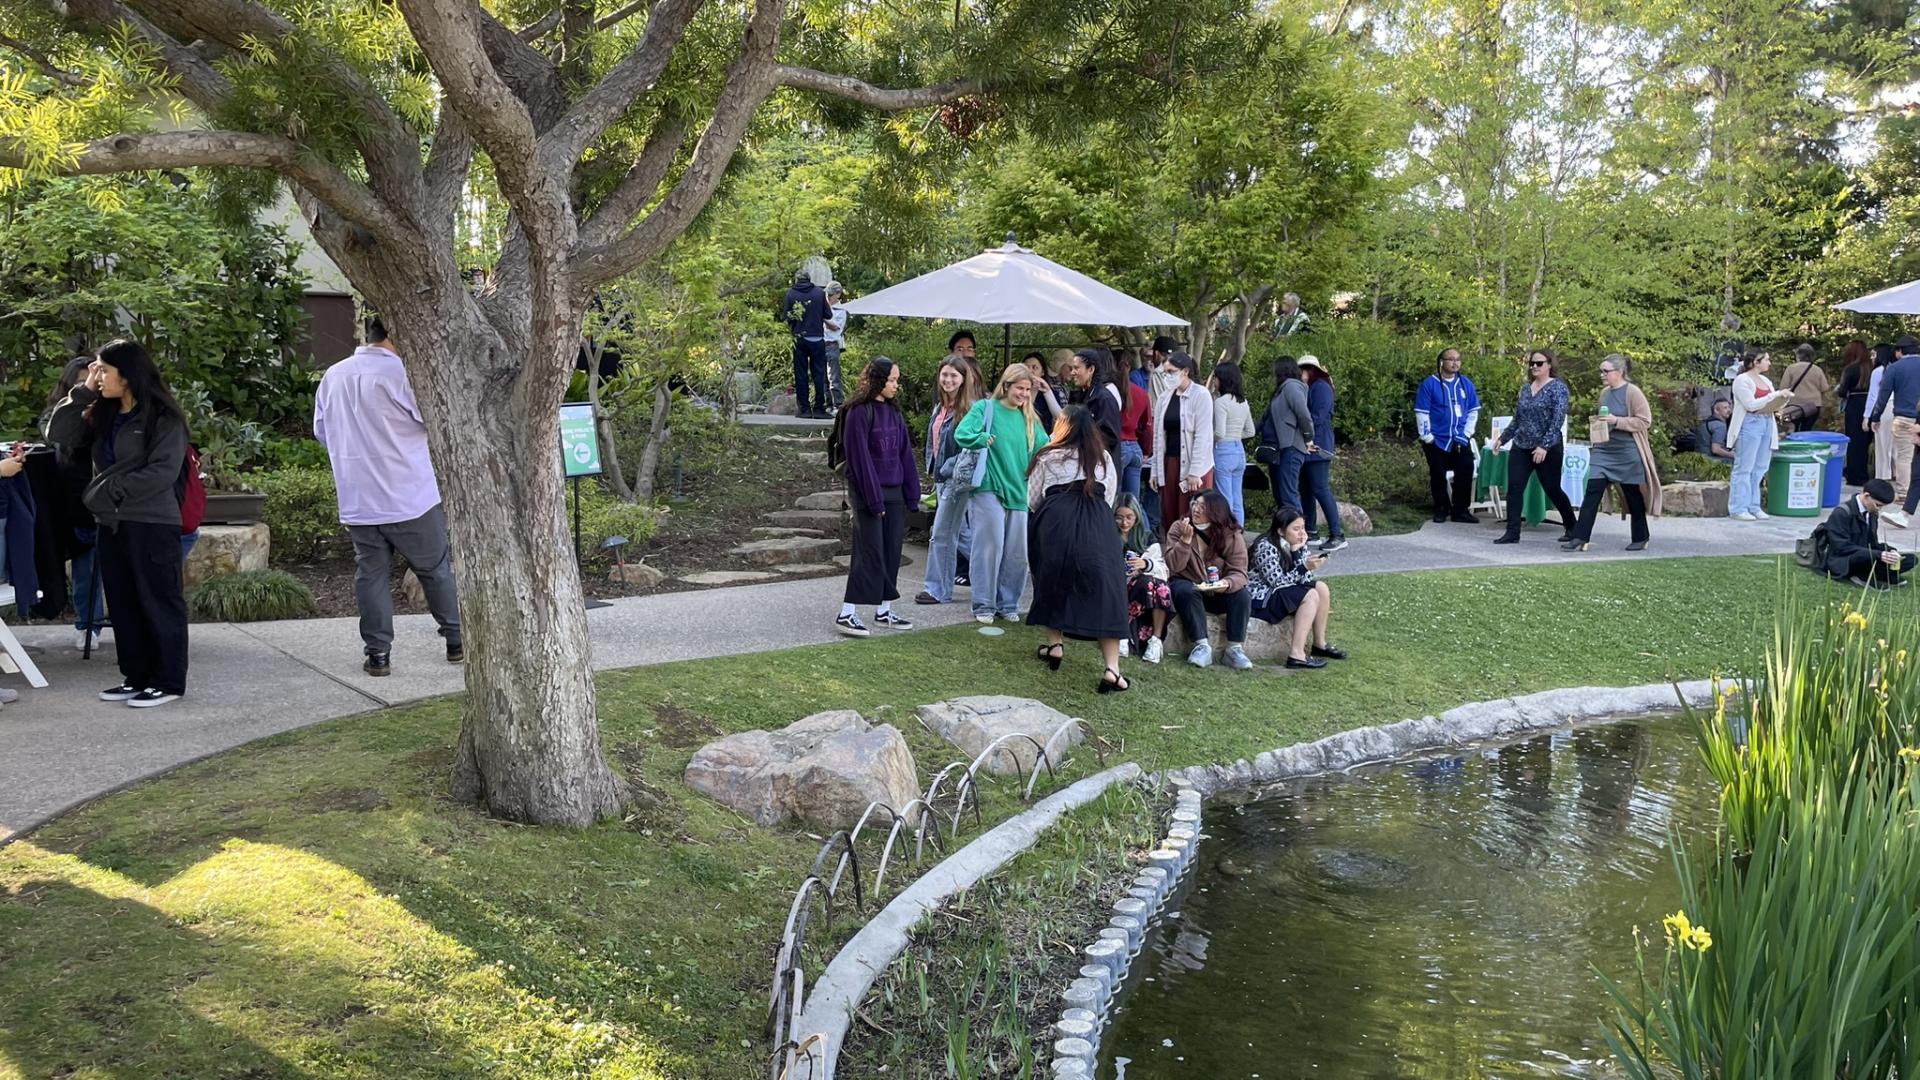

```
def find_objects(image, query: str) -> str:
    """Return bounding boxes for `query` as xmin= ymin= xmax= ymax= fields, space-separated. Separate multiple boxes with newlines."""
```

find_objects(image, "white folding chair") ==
xmin=0 ymin=585 xmax=49 ymax=688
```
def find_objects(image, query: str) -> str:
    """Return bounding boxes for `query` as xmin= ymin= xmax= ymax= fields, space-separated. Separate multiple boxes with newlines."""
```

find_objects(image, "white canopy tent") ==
xmin=841 ymin=238 xmax=1184 ymax=366
xmin=1835 ymin=278 xmax=1920 ymax=316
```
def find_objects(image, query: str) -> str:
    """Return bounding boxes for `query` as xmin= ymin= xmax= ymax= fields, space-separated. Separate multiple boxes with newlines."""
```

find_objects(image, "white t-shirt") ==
xmin=824 ymin=303 xmax=849 ymax=346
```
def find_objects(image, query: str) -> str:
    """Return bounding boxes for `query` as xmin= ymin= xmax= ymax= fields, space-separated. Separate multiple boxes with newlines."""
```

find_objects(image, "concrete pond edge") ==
xmin=794 ymin=677 xmax=1724 ymax=1079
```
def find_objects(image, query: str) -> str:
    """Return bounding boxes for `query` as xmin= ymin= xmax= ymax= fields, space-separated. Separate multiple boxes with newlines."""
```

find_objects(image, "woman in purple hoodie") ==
xmin=836 ymin=358 xmax=921 ymax=637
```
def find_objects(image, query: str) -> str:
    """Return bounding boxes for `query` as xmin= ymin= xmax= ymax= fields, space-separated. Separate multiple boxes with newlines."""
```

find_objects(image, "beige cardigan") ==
xmin=1602 ymin=382 xmax=1665 ymax=518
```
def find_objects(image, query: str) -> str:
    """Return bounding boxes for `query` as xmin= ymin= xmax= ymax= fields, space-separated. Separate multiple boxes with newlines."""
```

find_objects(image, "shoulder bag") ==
xmin=945 ymin=399 xmax=995 ymax=495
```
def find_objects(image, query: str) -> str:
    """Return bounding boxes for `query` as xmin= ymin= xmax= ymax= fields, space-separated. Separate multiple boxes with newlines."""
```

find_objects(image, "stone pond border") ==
xmin=792 ymin=677 xmax=1724 ymax=1078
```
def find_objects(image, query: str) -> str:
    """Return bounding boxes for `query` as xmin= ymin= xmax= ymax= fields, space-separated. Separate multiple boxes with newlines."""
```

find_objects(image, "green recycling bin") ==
xmin=1764 ymin=441 xmax=1827 ymax=518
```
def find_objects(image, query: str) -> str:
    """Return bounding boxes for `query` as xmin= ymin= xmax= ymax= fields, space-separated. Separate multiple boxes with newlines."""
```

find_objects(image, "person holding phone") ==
xmin=1248 ymin=506 xmax=1344 ymax=669
xmin=1726 ymin=349 xmax=1783 ymax=521
xmin=1163 ymin=489 xmax=1250 ymax=669
xmin=1114 ymin=493 xmax=1171 ymax=663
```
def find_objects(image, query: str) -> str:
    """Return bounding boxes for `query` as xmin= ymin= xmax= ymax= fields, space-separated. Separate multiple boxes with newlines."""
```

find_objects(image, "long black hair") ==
xmin=47 ymin=356 xmax=91 ymax=412
xmin=844 ymin=356 xmax=900 ymax=412
xmin=87 ymin=339 xmax=185 ymax=442
xmin=1213 ymin=362 xmax=1246 ymax=403
xmin=1029 ymin=404 xmax=1106 ymax=498
xmin=1072 ymin=348 xmax=1110 ymax=391
xmin=1272 ymin=355 xmax=1301 ymax=397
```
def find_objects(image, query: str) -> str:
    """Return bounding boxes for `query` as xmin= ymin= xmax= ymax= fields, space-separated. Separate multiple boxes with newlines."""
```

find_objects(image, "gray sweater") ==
xmin=1256 ymin=379 xmax=1314 ymax=460
xmin=46 ymin=386 xmax=187 ymax=528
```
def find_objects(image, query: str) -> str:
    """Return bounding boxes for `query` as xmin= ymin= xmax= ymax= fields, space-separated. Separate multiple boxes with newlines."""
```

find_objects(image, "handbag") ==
xmin=945 ymin=399 xmax=995 ymax=495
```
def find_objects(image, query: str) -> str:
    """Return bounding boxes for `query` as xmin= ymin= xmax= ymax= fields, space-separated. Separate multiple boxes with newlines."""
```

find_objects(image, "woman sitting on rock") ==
xmin=1163 ymin=489 xmax=1252 ymax=670
xmin=1247 ymin=506 xmax=1345 ymax=669
xmin=1114 ymin=493 xmax=1171 ymax=663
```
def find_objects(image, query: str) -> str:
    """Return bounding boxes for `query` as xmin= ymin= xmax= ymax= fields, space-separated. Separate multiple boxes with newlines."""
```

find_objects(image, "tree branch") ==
xmin=1 ymin=129 xmax=409 ymax=238
xmin=596 ymin=0 xmax=654 ymax=31
xmin=772 ymin=64 xmax=984 ymax=109
xmin=576 ymin=115 xmax=688 ymax=250
xmin=572 ymin=0 xmax=783 ymax=286
xmin=424 ymin=112 xmax=475 ymax=230
xmin=543 ymin=0 xmax=705 ymax=168
xmin=516 ymin=8 xmax=561 ymax=41
xmin=58 ymin=0 xmax=231 ymax=108
xmin=479 ymin=9 xmax=568 ymax=129
xmin=0 ymin=30 xmax=86 ymax=86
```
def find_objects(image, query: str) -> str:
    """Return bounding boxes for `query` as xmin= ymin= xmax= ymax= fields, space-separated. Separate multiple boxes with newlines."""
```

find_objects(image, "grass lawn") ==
xmin=0 ymin=557 xmax=1896 ymax=1079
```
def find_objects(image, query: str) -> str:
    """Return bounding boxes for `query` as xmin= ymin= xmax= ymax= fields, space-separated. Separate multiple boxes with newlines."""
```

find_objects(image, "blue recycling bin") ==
xmin=1785 ymin=431 xmax=1847 ymax=508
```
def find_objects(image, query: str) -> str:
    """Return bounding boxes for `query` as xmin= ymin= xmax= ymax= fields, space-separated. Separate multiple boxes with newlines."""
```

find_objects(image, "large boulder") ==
xmin=1337 ymin=502 xmax=1374 ymax=537
xmin=766 ymin=390 xmax=800 ymax=416
xmin=728 ymin=536 xmax=842 ymax=565
xmin=794 ymin=491 xmax=848 ymax=511
xmin=916 ymin=695 xmax=1085 ymax=776
xmin=684 ymin=710 xmax=919 ymax=830
xmin=1662 ymin=480 xmax=1729 ymax=518
xmin=1166 ymin=611 xmax=1296 ymax=663
xmin=184 ymin=523 xmax=270 ymax=587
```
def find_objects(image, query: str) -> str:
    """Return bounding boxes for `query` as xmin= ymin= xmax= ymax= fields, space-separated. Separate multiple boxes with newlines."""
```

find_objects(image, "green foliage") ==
xmin=252 ymin=467 xmax=342 ymax=563
xmin=0 ymin=177 xmax=312 ymax=436
xmin=576 ymin=484 xmax=659 ymax=564
xmin=1331 ymin=439 xmax=1434 ymax=511
xmin=187 ymin=569 xmax=317 ymax=622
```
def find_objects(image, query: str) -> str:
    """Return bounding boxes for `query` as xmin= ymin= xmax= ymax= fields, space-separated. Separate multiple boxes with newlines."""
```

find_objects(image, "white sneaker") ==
xmin=1188 ymin=641 xmax=1213 ymax=668
xmin=1000 ymin=613 xmax=1020 ymax=624
xmin=1730 ymin=512 xmax=1757 ymax=521
xmin=1883 ymin=509 xmax=1911 ymax=529
xmin=834 ymin=613 xmax=871 ymax=638
xmin=1118 ymin=640 xmax=1130 ymax=658
xmin=1144 ymin=637 xmax=1164 ymax=664
xmin=1754 ymin=508 xmax=1770 ymax=519
xmin=975 ymin=613 xmax=994 ymax=625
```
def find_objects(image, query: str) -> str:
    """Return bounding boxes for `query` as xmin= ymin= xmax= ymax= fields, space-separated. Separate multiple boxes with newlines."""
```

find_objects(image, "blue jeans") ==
xmin=1300 ymin=457 xmax=1343 ymax=539
xmin=71 ymin=528 xmax=106 ymax=632
xmin=967 ymin=491 xmax=1028 ymax=617
xmin=181 ymin=529 xmax=198 ymax=560
xmin=1118 ymin=439 xmax=1145 ymax=504
xmin=1214 ymin=441 xmax=1247 ymax=524
xmin=1730 ymin=413 xmax=1773 ymax=514
xmin=1273 ymin=447 xmax=1307 ymax=515
xmin=923 ymin=482 xmax=970 ymax=602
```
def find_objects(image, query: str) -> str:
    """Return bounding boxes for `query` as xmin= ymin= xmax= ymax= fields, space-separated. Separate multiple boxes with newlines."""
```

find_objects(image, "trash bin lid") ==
xmin=1773 ymin=441 xmax=1826 ymax=461
xmin=1784 ymin=431 xmax=1848 ymax=444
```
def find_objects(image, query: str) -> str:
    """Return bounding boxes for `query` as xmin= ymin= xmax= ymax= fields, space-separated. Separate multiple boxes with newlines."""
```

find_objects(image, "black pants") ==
xmin=844 ymin=484 xmax=905 ymax=606
xmin=1499 ymin=444 xmax=1578 ymax=538
xmin=791 ymin=337 xmax=829 ymax=414
xmin=98 ymin=520 xmax=189 ymax=694
xmin=1843 ymin=393 xmax=1870 ymax=486
xmin=1422 ymin=441 xmax=1474 ymax=517
xmin=1838 ymin=550 xmax=1917 ymax=583
xmin=1572 ymin=479 xmax=1649 ymax=544
xmin=1170 ymin=577 xmax=1251 ymax=643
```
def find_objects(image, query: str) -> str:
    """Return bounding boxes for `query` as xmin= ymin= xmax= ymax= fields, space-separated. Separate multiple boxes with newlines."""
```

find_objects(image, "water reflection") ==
xmin=1101 ymin=718 xmax=1715 ymax=1079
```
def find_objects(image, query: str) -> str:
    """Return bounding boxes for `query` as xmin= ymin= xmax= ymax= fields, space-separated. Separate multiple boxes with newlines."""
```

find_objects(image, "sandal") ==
xmin=1036 ymin=642 xmax=1064 ymax=671
xmin=1097 ymin=667 xmax=1131 ymax=694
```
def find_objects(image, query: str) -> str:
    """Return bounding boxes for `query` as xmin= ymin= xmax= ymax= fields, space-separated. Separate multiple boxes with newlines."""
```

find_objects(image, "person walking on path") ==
xmin=1148 ymin=352 xmax=1215 ymax=532
xmin=916 ymin=356 xmax=980 ymax=605
xmin=1819 ymin=479 xmax=1915 ymax=588
xmin=1727 ymin=350 xmax=1784 ymax=521
xmin=1868 ymin=336 xmax=1920 ymax=502
xmin=1837 ymin=340 xmax=1874 ymax=486
xmin=953 ymin=364 xmax=1044 ymax=624
xmin=1114 ymin=493 xmax=1171 ymax=663
xmin=821 ymin=282 xmax=851 ymax=414
xmin=1776 ymin=343 xmax=1829 ymax=434
xmin=1297 ymin=355 xmax=1346 ymax=551
xmin=1210 ymin=363 xmax=1255 ymax=525
xmin=1256 ymin=355 xmax=1314 ymax=520
xmin=45 ymin=340 xmax=190 ymax=708
xmin=314 ymin=317 xmax=463 ymax=677
xmin=1415 ymin=347 xmax=1482 ymax=523
xmin=1490 ymin=349 xmax=1578 ymax=545
xmin=1025 ymin=405 xmax=1130 ymax=693
xmin=781 ymin=271 xmax=832 ymax=419
xmin=1164 ymin=489 xmax=1253 ymax=670
xmin=1564 ymin=355 xmax=1663 ymax=551
xmin=834 ymin=359 xmax=919 ymax=637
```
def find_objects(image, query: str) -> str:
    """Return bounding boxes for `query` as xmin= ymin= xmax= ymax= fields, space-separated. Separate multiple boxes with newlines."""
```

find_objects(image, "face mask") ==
xmin=1159 ymin=371 xmax=1181 ymax=391
xmin=1193 ymin=519 xmax=1210 ymax=531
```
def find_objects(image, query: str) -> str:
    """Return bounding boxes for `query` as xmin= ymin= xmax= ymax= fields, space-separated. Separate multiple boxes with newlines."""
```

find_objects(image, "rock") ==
xmin=794 ymin=491 xmax=848 ymax=511
xmin=752 ymin=527 xmax=827 ymax=538
xmin=1166 ymin=611 xmax=1295 ymax=662
xmin=400 ymin=567 xmax=426 ymax=607
xmin=731 ymin=370 xmax=764 ymax=405
xmin=614 ymin=562 xmax=666 ymax=588
xmin=767 ymin=390 xmax=799 ymax=416
xmin=1662 ymin=480 xmax=1729 ymax=518
xmin=729 ymin=536 xmax=842 ymax=565
xmin=679 ymin=570 xmax=780 ymax=585
xmin=1337 ymin=502 xmax=1374 ymax=536
xmin=772 ymin=563 xmax=839 ymax=574
xmin=795 ymin=451 xmax=827 ymax=466
xmin=763 ymin=508 xmax=845 ymax=529
xmin=184 ymin=523 xmax=270 ymax=588
xmin=684 ymin=710 xmax=919 ymax=829
xmin=915 ymin=695 xmax=1085 ymax=776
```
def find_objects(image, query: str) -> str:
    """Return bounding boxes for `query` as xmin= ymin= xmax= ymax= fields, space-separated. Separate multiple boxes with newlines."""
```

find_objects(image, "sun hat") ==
xmin=1298 ymin=354 xmax=1326 ymax=372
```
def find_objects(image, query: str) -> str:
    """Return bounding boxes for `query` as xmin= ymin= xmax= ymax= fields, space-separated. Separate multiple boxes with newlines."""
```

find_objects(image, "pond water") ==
xmin=1100 ymin=718 xmax=1717 ymax=1079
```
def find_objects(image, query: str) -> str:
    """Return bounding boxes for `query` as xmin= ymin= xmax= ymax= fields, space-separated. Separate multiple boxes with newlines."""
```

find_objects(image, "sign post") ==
xmin=559 ymin=403 xmax=611 ymax=609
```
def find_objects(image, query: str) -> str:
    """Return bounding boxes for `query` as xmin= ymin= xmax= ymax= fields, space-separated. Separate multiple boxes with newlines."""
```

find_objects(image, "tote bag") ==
xmin=946 ymin=400 xmax=995 ymax=495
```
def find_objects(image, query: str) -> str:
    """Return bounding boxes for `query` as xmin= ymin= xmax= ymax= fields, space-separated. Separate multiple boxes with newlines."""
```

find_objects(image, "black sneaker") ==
xmin=1319 ymin=537 xmax=1348 ymax=553
xmin=1285 ymin=655 xmax=1328 ymax=669
xmin=1449 ymin=512 xmax=1479 ymax=524
xmin=447 ymin=642 xmax=465 ymax=664
xmin=953 ymin=574 xmax=970 ymax=588
xmin=1311 ymin=643 xmax=1348 ymax=660
xmin=873 ymin=610 xmax=914 ymax=630
xmin=127 ymin=688 xmax=180 ymax=708
xmin=364 ymin=652 xmax=392 ymax=676
xmin=98 ymin=683 xmax=140 ymax=702
xmin=834 ymin=613 xmax=871 ymax=638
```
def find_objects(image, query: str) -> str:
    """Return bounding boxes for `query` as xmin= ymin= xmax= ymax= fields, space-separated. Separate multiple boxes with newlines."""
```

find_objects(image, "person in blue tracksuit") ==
xmin=1414 ymin=347 xmax=1481 ymax=523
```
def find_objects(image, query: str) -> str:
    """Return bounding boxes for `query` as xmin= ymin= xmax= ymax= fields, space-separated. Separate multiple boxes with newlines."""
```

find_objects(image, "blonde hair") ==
xmin=993 ymin=362 xmax=1043 ymax=445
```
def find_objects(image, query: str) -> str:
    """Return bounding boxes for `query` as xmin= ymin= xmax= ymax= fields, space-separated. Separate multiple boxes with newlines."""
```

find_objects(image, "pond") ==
xmin=1100 ymin=717 xmax=1717 ymax=1078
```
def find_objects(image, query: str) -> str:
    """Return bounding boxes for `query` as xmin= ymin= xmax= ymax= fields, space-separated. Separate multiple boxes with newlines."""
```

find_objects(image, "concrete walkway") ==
xmin=0 ymin=511 xmax=1844 ymax=841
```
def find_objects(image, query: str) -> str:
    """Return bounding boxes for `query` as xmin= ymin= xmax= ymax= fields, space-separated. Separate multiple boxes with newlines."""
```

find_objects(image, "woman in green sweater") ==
xmin=954 ymin=363 xmax=1045 ymax=623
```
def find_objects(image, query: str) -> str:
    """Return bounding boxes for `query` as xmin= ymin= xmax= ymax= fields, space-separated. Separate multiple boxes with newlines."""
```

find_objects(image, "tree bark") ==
xmin=633 ymin=381 xmax=672 ymax=502
xmin=587 ymin=362 xmax=635 ymax=501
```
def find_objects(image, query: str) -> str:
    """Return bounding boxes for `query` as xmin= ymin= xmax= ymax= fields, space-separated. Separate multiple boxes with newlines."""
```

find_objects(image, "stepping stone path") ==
xmin=772 ymin=563 xmax=839 ymax=574
xmin=752 ymin=526 xmax=826 ymax=538
xmin=793 ymin=491 xmax=847 ymax=511
xmin=679 ymin=570 xmax=780 ymax=585
xmin=916 ymin=695 xmax=1086 ymax=776
xmin=764 ymin=509 xmax=845 ymax=530
xmin=729 ymin=536 xmax=842 ymax=566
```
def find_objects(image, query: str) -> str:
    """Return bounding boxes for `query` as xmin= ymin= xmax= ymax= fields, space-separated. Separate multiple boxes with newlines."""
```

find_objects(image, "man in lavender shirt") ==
xmin=314 ymin=316 xmax=463 ymax=677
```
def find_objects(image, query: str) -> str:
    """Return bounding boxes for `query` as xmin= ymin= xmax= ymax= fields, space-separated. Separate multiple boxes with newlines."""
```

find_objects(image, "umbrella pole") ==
xmin=1001 ymin=323 xmax=1011 ymax=375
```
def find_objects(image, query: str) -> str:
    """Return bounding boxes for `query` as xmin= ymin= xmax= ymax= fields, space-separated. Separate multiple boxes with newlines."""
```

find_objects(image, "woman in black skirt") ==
xmin=1025 ymin=405 xmax=1130 ymax=693
xmin=834 ymin=358 xmax=920 ymax=638
xmin=1246 ymin=506 xmax=1345 ymax=670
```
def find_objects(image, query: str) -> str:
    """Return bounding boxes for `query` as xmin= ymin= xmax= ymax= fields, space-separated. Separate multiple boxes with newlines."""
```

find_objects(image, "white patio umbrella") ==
xmin=1835 ymin=278 xmax=1920 ymax=316
xmin=842 ymin=236 xmax=1184 ymax=365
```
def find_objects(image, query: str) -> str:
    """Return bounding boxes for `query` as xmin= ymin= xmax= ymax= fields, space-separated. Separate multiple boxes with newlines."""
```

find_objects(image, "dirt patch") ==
xmin=652 ymin=702 xmax=722 ymax=748
xmin=304 ymin=787 xmax=389 ymax=813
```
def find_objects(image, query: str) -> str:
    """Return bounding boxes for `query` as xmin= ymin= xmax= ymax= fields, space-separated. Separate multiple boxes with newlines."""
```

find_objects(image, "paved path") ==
xmin=0 ymin=512 xmax=1850 ymax=840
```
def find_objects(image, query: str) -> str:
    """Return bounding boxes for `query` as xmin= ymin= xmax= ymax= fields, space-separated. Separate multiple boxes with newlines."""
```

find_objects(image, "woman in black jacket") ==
xmin=46 ymin=339 xmax=190 ymax=707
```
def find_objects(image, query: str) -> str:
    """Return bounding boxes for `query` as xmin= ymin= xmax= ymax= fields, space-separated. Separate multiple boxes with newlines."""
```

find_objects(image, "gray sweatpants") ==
xmin=349 ymin=503 xmax=461 ymax=655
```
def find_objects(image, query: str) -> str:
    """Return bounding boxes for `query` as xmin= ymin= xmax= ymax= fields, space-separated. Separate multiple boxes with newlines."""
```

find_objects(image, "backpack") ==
xmin=1794 ymin=524 xmax=1827 ymax=570
xmin=825 ymin=408 xmax=850 ymax=475
xmin=177 ymin=443 xmax=206 ymax=534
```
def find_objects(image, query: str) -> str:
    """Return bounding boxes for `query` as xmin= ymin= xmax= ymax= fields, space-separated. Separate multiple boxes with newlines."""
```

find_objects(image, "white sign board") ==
xmin=1562 ymin=442 xmax=1592 ymax=506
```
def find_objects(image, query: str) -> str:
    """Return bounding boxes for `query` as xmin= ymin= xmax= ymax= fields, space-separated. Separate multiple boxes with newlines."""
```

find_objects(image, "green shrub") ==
xmin=1667 ymin=451 xmax=1731 ymax=482
xmin=577 ymin=487 xmax=659 ymax=564
xmin=1331 ymin=439 xmax=1432 ymax=510
xmin=188 ymin=570 xmax=316 ymax=622
xmin=253 ymin=467 xmax=343 ymax=563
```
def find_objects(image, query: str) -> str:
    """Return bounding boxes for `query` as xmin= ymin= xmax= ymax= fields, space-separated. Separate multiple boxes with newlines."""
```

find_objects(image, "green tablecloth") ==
xmin=1476 ymin=446 xmax=1548 ymax=526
